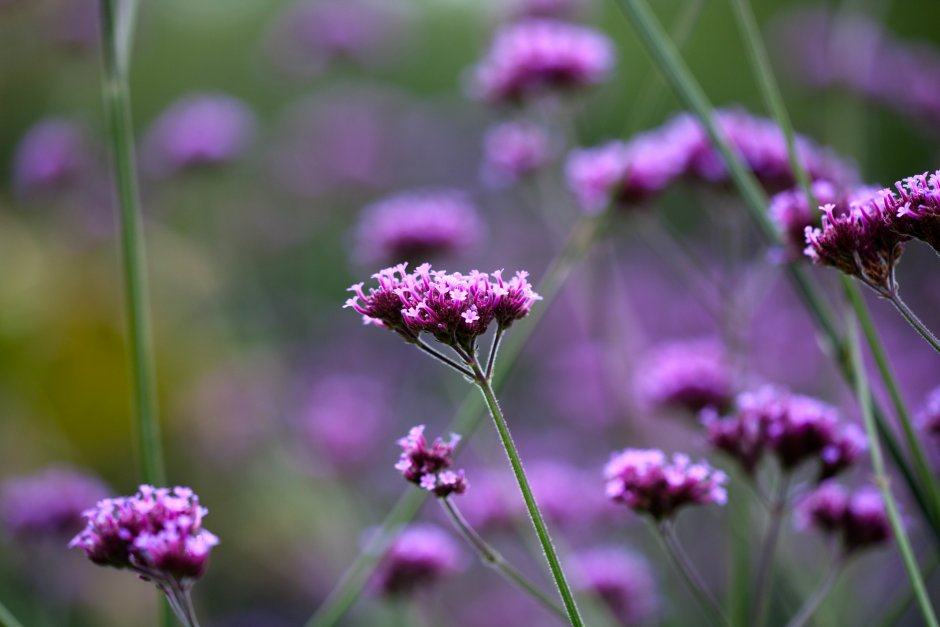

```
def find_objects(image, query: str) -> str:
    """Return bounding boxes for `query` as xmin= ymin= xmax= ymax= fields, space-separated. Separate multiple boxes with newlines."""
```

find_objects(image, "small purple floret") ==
xmin=370 ymin=524 xmax=462 ymax=596
xmin=396 ymin=425 xmax=468 ymax=498
xmin=0 ymin=466 xmax=108 ymax=539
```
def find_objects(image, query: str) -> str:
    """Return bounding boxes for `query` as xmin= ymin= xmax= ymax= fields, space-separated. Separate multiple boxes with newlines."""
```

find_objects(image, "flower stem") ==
xmin=162 ymin=581 xmax=201 ymax=627
xmin=657 ymin=522 xmax=729 ymax=626
xmin=0 ymin=598 xmax=25 ymax=627
xmin=846 ymin=314 xmax=939 ymax=627
xmin=484 ymin=328 xmax=504 ymax=381
xmin=414 ymin=338 xmax=475 ymax=379
xmin=470 ymin=360 xmax=584 ymax=626
xmin=439 ymin=497 xmax=568 ymax=622
xmin=751 ymin=475 xmax=791 ymax=627
xmin=99 ymin=0 xmax=165 ymax=487
xmin=784 ymin=557 xmax=843 ymax=627
xmin=886 ymin=291 xmax=940 ymax=355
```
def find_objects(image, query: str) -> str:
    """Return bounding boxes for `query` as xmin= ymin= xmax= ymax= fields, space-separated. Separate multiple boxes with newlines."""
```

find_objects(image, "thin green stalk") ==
xmin=0 ymin=599 xmax=24 ymax=627
xmin=657 ymin=522 xmax=729 ymax=626
xmin=612 ymin=0 xmax=938 ymax=542
xmin=439 ymin=498 xmax=568 ymax=622
xmin=484 ymin=327 xmax=504 ymax=381
xmin=414 ymin=338 xmax=475 ymax=379
xmin=783 ymin=557 xmax=843 ymax=627
xmin=99 ymin=0 xmax=165 ymax=486
xmin=886 ymin=291 xmax=940 ymax=355
xmin=846 ymin=281 xmax=940 ymax=527
xmin=470 ymin=359 xmax=584 ymax=626
xmin=847 ymin=315 xmax=939 ymax=627
xmin=751 ymin=475 xmax=791 ymax=627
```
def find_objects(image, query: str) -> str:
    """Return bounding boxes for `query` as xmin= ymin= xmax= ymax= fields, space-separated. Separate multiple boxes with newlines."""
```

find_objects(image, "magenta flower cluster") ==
xmin=345 ymin=263 xmax=541 ymax=350
xmin=796 ymin=482 xmax=891 ymax=554
xmin=768 ymin=180 xmax=843 ymax=260
xmin=0 ymin=466 xmax=108 ymax=539
xmin=395 ymin=425 xmax=468 ymax=498
xmin=702 ymin=385 xmax=865 ymax=479
xmin=482 ymin=120 xmax=553 ymax=186
xmin=471 ymin=19 xmax=614 ymax=103
xmin=635 ymin=338 xmax=734 ymax=414
xmin=354 ymin=190 xmax=483 ymax=264
xmin=12 ymin=118 xmax=90 ymax=194
xmin=371 ymin=524 xmax=462 ymax=596
xmin=69 ymin=486 xmax=219 ymax=585
xmin=604 ymin=449 xmax=728 ymax=521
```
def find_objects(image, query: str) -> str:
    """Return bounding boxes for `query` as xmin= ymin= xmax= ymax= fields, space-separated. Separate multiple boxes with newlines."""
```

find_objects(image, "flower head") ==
xmin=395 ymin=425 xmax=468 ymax=498
xmin=354 ymin=190 xmax=483 ymax=264
xmin=12 ymin=119 xmax=91 ymax=194
xmin=574 ymin=547 xmax=659 ymax=626
xmin=604 ymin=449 xmax=727 ymax=520
xmin=482 ymin=121 xmax=552 ymax=186
xmin=0 ymin=466 xmax=108 ymax=539
xmin=797 ymin=483 xmax=891 ymax=554
xmin=471 ymin=19 xmax=614 ymax=104
xmin=768 ymin=180 xmax=841 ymax=260
xmin=636 ymin=339 xmax=733 ymax=414
xmin=370 ymin=524 xmax=462 ymax=596
xmin=69 ymin=486 xmax=219 ymax=585
xmin=795 ymin=481 xmax=849 ymax=534
xmin=877 ymin=170 xmax=940 ymax=254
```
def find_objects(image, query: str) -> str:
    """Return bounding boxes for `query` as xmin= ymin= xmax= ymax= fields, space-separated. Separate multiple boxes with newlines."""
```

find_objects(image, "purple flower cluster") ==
xmin=0 ymin=466 xmax=108 ymax=539
xmin=636 ymin=339 xmax=733 ymax=414
xmin=482 ymin=121 xmax=553 ymax=186
xmin=371 ymin=524 xmax=462 ymax=596
xmin=395 ymin=425 xmax=468 ymax=498
xmin=604 ymin=449 xmax=728 ymax=521
xmin=796 ymin=482 xmax=891 ymax=554
xmin=69 ymin=486 xmax=219 ymax=585
xmin=574 ymin=547 xmax=659 ymax=626
xmin=12 ymin=118 xmax=91 ymax=194
xmin=143 ymin=93 xmax=256 ymax=175
xmin=768 ymin=180 xmax=842 ymax=260
xmin=345 ymin=263 xmax=541 ymax=349
xmin=703 ymin=385 xmax=865 ymax=479
xmin=471 ymin=19 xmax=614 ymax=104
xmin=917 ymin=386 xmax=940 ymax=441
xmin=354 ymin=190 xmax=483 ymax=264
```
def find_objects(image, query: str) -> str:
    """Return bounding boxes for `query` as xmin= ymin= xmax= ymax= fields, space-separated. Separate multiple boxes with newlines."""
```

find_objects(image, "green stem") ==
xmin=784 ymin=557 xmax=843 ymax=627
xmin=439 ymin=498 xmax=568 ymax=622
xmin=657 ymin=522 xmax=729 ymax=626
xmin=846 ymin=282 xmax=940 ymax=527
xmin=0 ymin=599 xmax=25 ymax=627
xmin=751 ymin=475 xmax=791 ymax=627
xmin=886 ymin=291 xmax=940 ymax=356
xmin=876 ymin=553 xmax=940 ymax=627
xmin=471 ymin=360 xmax=584 ymax=626
xmin=847 ymin=314 xmax=939 ymax=627
xmin=414 ymin=338 xmax=475 ymax=379
xmin=99 ymin=0 xmax=165 ymax=487
xmin=484 ymin=328 xmax=504 ymax=381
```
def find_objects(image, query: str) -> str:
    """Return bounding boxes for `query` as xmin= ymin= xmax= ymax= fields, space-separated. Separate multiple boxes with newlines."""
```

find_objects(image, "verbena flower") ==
xmin=12 ymin=118 xmax=91 ymax=194
xmin=370 ymin=524 xmax=462 ymax=596
xmin=396 ymin=425 xmax=468 ymax=498
xmin=471 ymin=19 xmax=614 ymax=104
xmin=574 ymin=547 xmax=659 ymax=626
xmin=604 ymin=449 xmax=727 ymax=520
xmin=877 ymin=170 xmax=940 ymax=254
xmin=768 ymin=180 xmax=841 ymax=260
xmin=69 ymin=486 xmax=219 ymax=586
xmin=0 ymin=466 xmax=108 ymax=539
xmin=345 ymin=263 xmax=541 ymax=352
xmin=482 ymin=121 xmax=552 ymax=186
xmin=797 ymin=483 xmax=891 ymax=554
xmin=636 ymin=339 xmax=733 ymax=414
xmin=143 ymin=93 xmax=255 ymax=175
xmin=354 ymin=190 xmax=483 ymax=264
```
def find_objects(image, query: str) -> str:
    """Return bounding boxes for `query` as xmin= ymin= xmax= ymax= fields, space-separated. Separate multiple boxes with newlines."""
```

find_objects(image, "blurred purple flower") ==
xmin=1 ymin=466 xmax=108 ymax=539
xmin=471 ymin=19 xmax=614 ymax=104
xmin=636 ymin=338 xmax=733 ymax=414
xmin=482 ymin=121 xmax=553 ymax=186
xmin=370 ymin=524 xmax=462 ymax=596
xmin=395 ymin=425 xmax=468 ymax=498
xmin=917 ymin=386 xmax=940 ymax=441
xmin=797 ymin=483 xmax=891 ymax=554
xmin=604 ymin=449 xmax=727 ymax=520
xmin=143 ymin=93 xmax=256 ymax=175
xmin=795 ymin=481 xmax=849 ymax=534
xmin=768 ymin=180 xmax=841 ymax=261
xmin=12 ymin=118 xmax=91 ymax=194
xmin=354 ymin=189 xmax=484 ymax=265
xmin=574 ymin=547 xmax=659 ymax=626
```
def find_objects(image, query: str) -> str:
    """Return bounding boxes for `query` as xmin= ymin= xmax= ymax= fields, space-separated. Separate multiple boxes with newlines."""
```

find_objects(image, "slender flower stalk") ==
xmin=751 ymin=475 xmax=791 ymax=627
xmin=439 ymin=497 xmax=568 ymax=621
xmin=784 ymin=557 xmax=843 ymax=627
xmin=99 ymin=0 xmax=165 ymax=486
xmin=657 ymin=522 xmax=729 ymax=626
xmin=846 ymin=316 xmax=939 ymax=627
xmin=885 ymin=290 xmax=940 ymax=355
xmin=0 ymin=599 xmax=25 ymax=627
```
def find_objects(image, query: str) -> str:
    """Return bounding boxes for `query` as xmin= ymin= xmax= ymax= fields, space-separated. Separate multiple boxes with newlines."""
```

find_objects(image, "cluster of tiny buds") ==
xmin=604 ymin=449 xmax=728 ymax=521
xmin=395 ymin=425 xmax=469 ymax=498
xmin=796 ymin=482 xmax=891 ymax=555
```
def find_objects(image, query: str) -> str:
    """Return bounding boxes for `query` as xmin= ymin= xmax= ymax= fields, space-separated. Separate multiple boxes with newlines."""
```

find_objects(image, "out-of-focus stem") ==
xmin=847 ymin=316 xmax=939 ymax=627
xmin=886 ymin=292 xmax=940 ymax=355
xmin=439 ymin=498 xmax=568 ymax=622
xmin=784 ymin=557 xmax=843 ymax=627
xmin=657 ymin=522 xmax=729 ymax=626
xmin=0 ymin=599 xmax=25 ymax=627
xmin=471 ymin=360 xmax=584 ymax=627
xmin=751 ymin=475 xmax=791 ymax=627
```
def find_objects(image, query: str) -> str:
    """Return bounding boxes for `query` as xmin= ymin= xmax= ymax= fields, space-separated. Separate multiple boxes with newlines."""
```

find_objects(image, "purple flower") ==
xmin=797 ymin=483 xmax=891 ymax=554
xmin=345 ymin=263 xmax=541 ymax=350
xmin=12 ymin=119 xmax=91 ymax=194
xmin=768 ymin=180 xmax=841 ymax=260
xmin=143 ymin=93 xmax=256 ymax=175
xmin=819 ymin=424 xmax=867 ymax=481
xmin=471 ymin=19 xmax=614 ymax=104
xmin=795 ymin=481 xmax=849 ymax=534
xmin=69 ymin=486 xmax=219 ymax=585
xmin=354 ymin=190 xmax=483 ymax=264
xmin=917 ymin=386 xmax=940 ymax=439
xmin=877 ymin=170 xmax=940 ymax=254
xmin=0 ymin=466 xmax=108 ymax=539
xmin=636 ymin=339 xmax=733 ymax=414
xmin=370 ymin=524 xmax=462 ymax=596
xmin=604 ymin=449 xmax=727 ymax=521
xmin=395 ymin=425 xmax=468 ymax=498
xmin=804 ymin=188 xmax=907 ymax=295
xmin=482 ymin=121 xmax=552 ymax=186
xmin=574 ymin=547 xmax=659 ymax=626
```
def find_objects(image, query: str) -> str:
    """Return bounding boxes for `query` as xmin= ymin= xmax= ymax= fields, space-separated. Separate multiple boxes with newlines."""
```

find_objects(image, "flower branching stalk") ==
xmin=656 ymin=522 xmax=729 ymax=626
xmin=750 ymin=475 xmax=791 ymax=627
xmin=784 ymin=555 xmax=844 ymax=627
